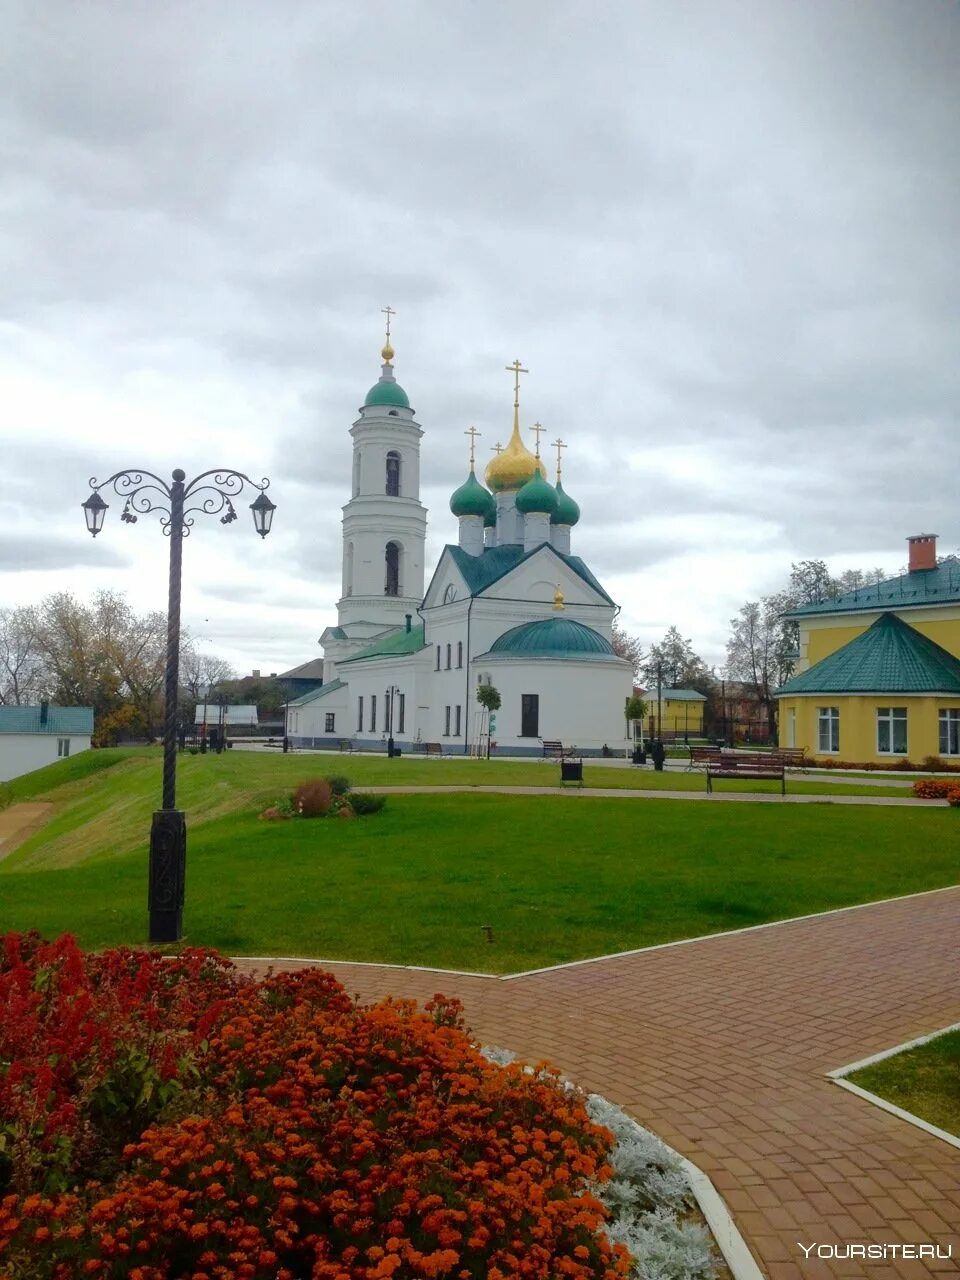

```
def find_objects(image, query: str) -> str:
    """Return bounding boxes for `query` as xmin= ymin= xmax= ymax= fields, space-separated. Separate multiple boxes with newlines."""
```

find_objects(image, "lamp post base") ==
xmin=149 ymin=809 xmax=186 ymax=943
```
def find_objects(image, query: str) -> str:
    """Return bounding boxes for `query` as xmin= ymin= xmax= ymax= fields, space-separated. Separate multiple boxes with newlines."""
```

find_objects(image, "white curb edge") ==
xmin=675 ymin=1150 xmax=766 ymax=1280
xmin=826 ymin=1021 xmax=960 ymax=1153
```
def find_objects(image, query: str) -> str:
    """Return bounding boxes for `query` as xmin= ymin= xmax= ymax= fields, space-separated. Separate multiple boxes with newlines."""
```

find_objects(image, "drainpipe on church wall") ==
xmin=464 ymin=596 xmax=474 ymax=755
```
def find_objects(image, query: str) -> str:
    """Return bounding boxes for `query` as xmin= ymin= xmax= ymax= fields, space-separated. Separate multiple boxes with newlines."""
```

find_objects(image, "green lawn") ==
xmin=1 ymin=751 xmax=957 ymax=971
xmin=848 ymin=1030 xmax=960 ymax=1139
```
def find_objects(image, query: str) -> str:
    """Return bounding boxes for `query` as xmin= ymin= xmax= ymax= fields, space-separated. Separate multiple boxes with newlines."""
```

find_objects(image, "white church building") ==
xmin=285 ymin=331 xmax=633 ymax=755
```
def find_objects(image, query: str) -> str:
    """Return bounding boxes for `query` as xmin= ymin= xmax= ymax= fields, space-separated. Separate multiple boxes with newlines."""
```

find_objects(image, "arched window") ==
xmin=386 ymin=451 xmax=401 ymax=496
xmin=353 ymin=451 xmax=361 ymax=497
xmin=385 ymin=541 xmax=400 ymax=596
xmin=344 ymin=542 xmax=354 ymax=597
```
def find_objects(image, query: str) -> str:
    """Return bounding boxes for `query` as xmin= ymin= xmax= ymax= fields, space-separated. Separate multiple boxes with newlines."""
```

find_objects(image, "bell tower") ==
xmin=337 ymin=310 xmax=427 ymax=630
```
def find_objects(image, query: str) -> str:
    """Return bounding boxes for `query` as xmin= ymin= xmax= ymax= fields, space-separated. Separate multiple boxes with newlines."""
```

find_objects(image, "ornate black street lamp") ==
xmin=82 ymin=467 xmax=275 ymax=943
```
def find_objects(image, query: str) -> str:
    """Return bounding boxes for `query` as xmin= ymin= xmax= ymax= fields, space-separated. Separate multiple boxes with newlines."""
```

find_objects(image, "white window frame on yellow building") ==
xmin=939 ymin=709 xmax=960 ymax=756
xmin=876 ymin=706 xmax=908 ymax=755
xmin=817 ymin=706 xmax=839 ymax=753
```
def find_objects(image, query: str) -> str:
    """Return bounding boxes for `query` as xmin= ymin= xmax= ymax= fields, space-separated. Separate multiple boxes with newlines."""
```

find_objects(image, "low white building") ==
xmin=284 ymin=334 xmax=633 ymax=756
xmin=0 ymin=704 xmax=94 ymax=782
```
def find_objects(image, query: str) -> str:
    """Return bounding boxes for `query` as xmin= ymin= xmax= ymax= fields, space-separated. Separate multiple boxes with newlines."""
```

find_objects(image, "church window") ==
xmin=457 ymin=641 xmax=463 ymax=668
xmin=385 ymin=542 xmax=400 ymax=596
xmin=357 ymin=697 xmax=364 ymax=732
xmin=386 ymin=451 xmax=401 ymax=496
xmin=370 ymin=695 xmax=377 ymax=732
xmin=398 ymin=693 xmax=406 ymax=733
xmin=436 ymin=645 xmax=441 ymax=670
xmin=444 ymin=706 xmax=451 ymax=736
xmin=455 ymin=705 xmax=462 ymax=735
xmin=521 ymin=693 xmax=539 ymax=738
xmin=353 ymin=452 xmax=361 ymax=497
xmin=325 ymin=713 xmax=335 ymax=733
xmin=445 ymin=643 xmax=451 ymax=669
xmin=344 ymin=542 xmax=354 ymax=597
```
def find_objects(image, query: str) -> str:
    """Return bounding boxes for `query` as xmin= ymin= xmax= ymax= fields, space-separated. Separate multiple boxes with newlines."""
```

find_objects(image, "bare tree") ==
xmin=0 ymin=606 xmax=44 ymax=705
xmin=180 ymin=649 xmax=237 ymax=700
xmin=610 ymin=624 xmax=644 ymax=680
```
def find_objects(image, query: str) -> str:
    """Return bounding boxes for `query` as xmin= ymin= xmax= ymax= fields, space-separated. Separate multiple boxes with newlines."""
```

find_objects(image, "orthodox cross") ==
xmin=464 ymin=425 xmax=481 ymax=467
xmin=493 ymin=441 xmax=503 ymax=455
xmin=381 ymin=305 xmax=395 ymax=343
xmin=552 ymin=437 xmax=567 ymax=480
xmin=505 ymin=358 xmax=528 ymax=409
xmin=531 ymin=421 xmax=545 ymax=458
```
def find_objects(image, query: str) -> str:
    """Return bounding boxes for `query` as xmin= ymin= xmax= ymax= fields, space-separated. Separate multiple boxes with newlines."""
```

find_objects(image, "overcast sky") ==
xmin=2 ymin=0 xmax=958 ymax=677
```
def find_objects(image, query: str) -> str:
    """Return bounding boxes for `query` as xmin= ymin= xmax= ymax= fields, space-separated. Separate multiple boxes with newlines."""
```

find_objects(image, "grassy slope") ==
xmin=849 ymin=1030 xmax=960 ymax=1139
xmin=1 ymin=767 xmax=957 ymax=970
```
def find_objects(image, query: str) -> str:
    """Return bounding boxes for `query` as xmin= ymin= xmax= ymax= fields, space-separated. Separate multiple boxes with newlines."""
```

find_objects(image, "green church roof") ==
xmin=786 ymin=555 xmax=960 ymax=617
xmin=363 ymin=377 xmax=411 ymax=409
xmin=445 ymin=544 xmax=614 ymax=605
xmin=777 ymin=612 xmax=960 ymax=695
xmin=339 ymin=623 xmax=426 ymax=664
xmin=450 ymin=469 xmax=495 ymax=519
xmin=515 ymin=471 xmax=558 ymax=516
xmin=551 ymin=479 xmax=580 ymax=527
xmin=485 ymin=617 xmax=618 ymax=660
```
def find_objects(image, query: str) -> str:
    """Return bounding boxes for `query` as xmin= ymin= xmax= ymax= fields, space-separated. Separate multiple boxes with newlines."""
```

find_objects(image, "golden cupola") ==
xmin=484 ymin=358 xmax=546 ymax=492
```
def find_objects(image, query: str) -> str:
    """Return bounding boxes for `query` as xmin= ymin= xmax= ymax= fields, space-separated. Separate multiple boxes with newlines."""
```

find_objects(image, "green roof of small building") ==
xmin=363 ymin=377 xmax=411 ymax=409
xmin=551 ymin=479 xmax=580 ymax=527
xmin=515 ymin=472 xmax=558 ymax=516
xmin=786 ymin=555 xmax=960 ymax=617
xmin=776 ymin=612 xmax=960 ymax=695
xmin=450 ymin=469 xmax=495 ymax=519
xmin=485 ymin=617 xmax=618 ymax=660
xmin=642 ymin=687 xmax=707 ymax=702
xmin=0 ymin=706 xmax=94 ymax=735
xmin=286 ymin=679 xmax=343 ymax=708
xmin=339 ymin=623 xmax=426 ymax=664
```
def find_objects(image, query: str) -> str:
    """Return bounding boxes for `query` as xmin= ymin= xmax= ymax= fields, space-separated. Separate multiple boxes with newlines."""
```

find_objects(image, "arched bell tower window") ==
xmin=385 ymin=541 xmax=400 ymax=596
xmin=386 ymin=450 xmax=401 ymax=497
xmin=353 ymin=451 xmax=361 ymax=497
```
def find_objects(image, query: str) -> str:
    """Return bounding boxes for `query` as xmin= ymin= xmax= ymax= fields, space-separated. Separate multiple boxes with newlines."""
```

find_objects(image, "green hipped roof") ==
xmin=786 ymin=555 xmax=960 ymax=617
xmin=338 ymin=623 xmax=426 ymax=664
xmin=445 ymin=544 xmax=615 ymax=605
xmin=515 ymin=471 xmax=558 ymax=516
xmin=551 ymin=479 xmax=580 ymax=527
xmin=485 ymin=617 xmax=618 ymax=660
xmin=0 ymin=706 xmax=94 ymax=735
xmin=287 ymin=679 xmax=344 ymax=708
xmin=450 ymin=469 xmax=496 ymax=519
xmin=776 ymin=612 xmax=960 ymax=696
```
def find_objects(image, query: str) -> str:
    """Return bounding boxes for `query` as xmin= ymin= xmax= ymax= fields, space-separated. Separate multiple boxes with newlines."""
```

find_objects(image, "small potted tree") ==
xmin=476 ymin=683 xmax=501 ymax=759
xmin=625 ymin=694 xmax=647 ymax=764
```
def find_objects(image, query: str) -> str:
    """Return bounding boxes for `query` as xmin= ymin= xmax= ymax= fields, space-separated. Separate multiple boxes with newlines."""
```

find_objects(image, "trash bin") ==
xmin=560 ymin=759 xmax=583 ymax=786
xmin=632 ymin=747 xmax=646 ymax=765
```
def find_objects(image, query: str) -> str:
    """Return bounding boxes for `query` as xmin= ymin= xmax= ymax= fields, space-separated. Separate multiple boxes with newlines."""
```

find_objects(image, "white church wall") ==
xmin=474 ymin=657 xmax=633 ymax=755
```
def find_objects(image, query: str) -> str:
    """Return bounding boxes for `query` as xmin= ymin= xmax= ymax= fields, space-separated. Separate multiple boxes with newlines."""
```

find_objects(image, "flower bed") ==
xmin=1 ymin=934 xmax=695 ymax=1279
xmin=911 ymin=779 xmax=960 ymax=802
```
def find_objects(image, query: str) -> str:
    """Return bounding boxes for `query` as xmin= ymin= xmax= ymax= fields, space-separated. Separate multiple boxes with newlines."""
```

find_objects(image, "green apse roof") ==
xmin=450 ymin=469 xmax=495 ymax=519
xmin=786 ymin=555 xmax=960 ymax=617
xmin=551 ymin=480 xmax=580 ymax=527
xmin=515 ymin=471 xmax=558 ymax=516
xmin=776 ymin=612 xmax=960 ymax=696
xmin=486 ymin=617 xmax=618 ymax=660
xmin=363 ymin=377 xmax=411 ymax=409
xmin=339 ymin=623 xmax=426 ymax=664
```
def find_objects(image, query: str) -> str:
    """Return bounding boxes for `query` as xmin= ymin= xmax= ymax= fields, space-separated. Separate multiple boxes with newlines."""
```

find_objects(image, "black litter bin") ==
xmin=560 ymin=759 xmax=583 ymax=786
xmin=632 ymin=747 xmax=647 ymax=765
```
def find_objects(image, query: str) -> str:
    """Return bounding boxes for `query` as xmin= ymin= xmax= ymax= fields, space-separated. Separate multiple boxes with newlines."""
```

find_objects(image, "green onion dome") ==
xmin=364 ymin=377 xmax=410 ymax=409
xmin=489 ymin=617 xmax=617 ymax=659
xmin=551 ymin=479 xmax=580 ymax=526
xmin=450 ymin=469 xmax=495 ymax=519
xmin=515 ymin=470 xmax=558 ymax=516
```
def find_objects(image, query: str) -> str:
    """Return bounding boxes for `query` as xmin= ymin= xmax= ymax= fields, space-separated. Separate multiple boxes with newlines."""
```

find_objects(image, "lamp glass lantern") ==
xmin=82 ymin=490 xmax=109 ymax=537
xmin=249 ymin=491 xmax=276 ymax=538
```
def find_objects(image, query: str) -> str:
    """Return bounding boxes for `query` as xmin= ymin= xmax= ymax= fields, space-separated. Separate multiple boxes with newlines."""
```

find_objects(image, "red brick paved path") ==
xmin=236 ymin=887 xmax=960 ymax=1279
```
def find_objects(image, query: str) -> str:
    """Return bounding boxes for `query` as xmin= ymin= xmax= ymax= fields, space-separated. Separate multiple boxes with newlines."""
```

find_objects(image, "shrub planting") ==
xmin=292 ymin=777 xmax=333 ymax=817
xmin=263 ymin=777 xmax=385 ymax=822
xmin=350 ymin=791 xmax=387 ymax=816
xmin=912 ymin=779 xmax=954 ymax=799
xmin=0 ymin=935 xmax=638 ymax=1279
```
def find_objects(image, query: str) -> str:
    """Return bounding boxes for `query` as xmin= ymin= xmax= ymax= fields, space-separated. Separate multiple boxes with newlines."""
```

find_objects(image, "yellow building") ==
xmin=642 ymin=688 xmax=706 ymax=740
xmin=776 ymin=535 xmax=960 ymax=764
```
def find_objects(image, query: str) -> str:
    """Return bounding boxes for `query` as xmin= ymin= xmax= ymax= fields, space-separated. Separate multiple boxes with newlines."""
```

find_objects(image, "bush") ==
xmin=326 ymin=774 xmax=351 ymax=796
xmin=947 ymin=786 xmax=960 ymax=808
xmin=912 ymin=779 xmax=953 ymax=799
xmin=350 ymin=791 xmax=387 ymax=815
xmin=0 ymin=936 xmax=634 ymax=1279
xmin=292 ymin=777 xmax=333 ymax=817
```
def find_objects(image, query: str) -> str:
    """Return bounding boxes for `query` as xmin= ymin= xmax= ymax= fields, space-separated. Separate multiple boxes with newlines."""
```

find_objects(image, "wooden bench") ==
xmin=778 ymin=748 xmax=808 ymax=771
xmin=422 ymin=742 xmax=443 ymax=756
xmin=541 ymin=740 xmax=571 ymax=760
xmin=706 ymin=751 xmax=786 ymax=795
xmin=688 ymin=746 xmax=723 ymax=771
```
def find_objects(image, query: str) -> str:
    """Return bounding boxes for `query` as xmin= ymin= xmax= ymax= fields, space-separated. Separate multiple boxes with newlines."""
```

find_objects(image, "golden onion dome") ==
xmin=484 ymin=422 xmax=546 ymax=491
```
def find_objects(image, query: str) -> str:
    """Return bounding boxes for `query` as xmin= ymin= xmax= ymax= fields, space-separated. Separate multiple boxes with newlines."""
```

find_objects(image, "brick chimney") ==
xmin=907 ymin=534 xmax=937 ymax=572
